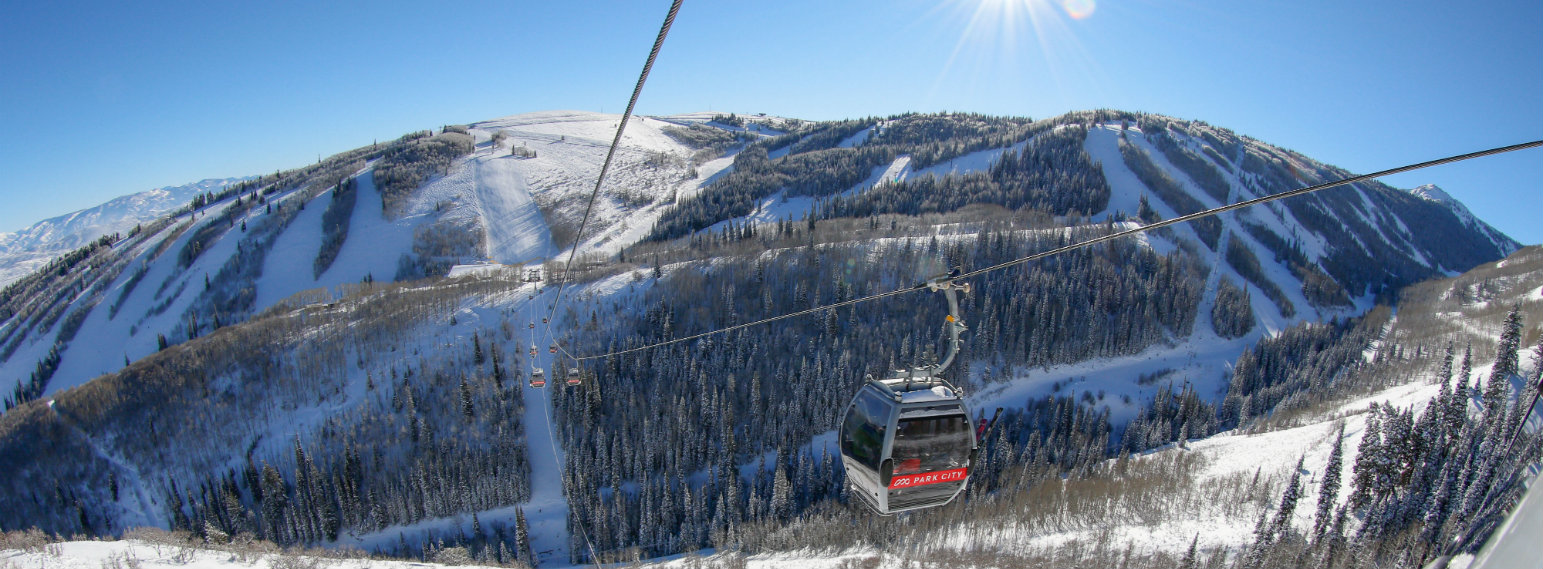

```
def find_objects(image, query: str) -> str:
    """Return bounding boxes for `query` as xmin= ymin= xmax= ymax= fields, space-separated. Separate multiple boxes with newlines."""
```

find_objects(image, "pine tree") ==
xmin=515 ymin=506 xmax=533 ymax=566
xmin=1351 ymin=403 xmax=1383 ymax=508
xmin=1270 ymin=455 xmax=1306 ymax=538
xmin=460 ymin=376 xmax=475 ymax=420
xmin=770 ymin=454 xmax=792 ymax=521
xmin=1381 ymin=407 xmax=1413 ymax=491
xmin=1492 ymin=306 xmax=1524 ymax=381
xmin=259 ymin=463 xmax=288 ymax=543
xmin=1422 ymin=459 xmax=1456 ymax=546
xmin=1314 ymin=504 xmax=1349 ymax=567
xmin=491 ymin=348 xmax=504 ymax=388
xmin=1313 ymin=425 xmax=1345 ymax=541
xmin=1449 ymin=345 xmax=1474 ymax=438
xmin=1179 ymin=534 xmax=1199 ymax=569
xmin=1438 ymin=343 xmax=1455 ymax=386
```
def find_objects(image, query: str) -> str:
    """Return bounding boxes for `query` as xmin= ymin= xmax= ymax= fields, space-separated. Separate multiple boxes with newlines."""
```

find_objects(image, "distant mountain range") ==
xmin=0 ymin=178 xmax=249 ymax=287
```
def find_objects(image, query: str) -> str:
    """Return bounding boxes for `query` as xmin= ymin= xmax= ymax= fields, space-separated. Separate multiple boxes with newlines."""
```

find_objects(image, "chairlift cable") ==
xmin=564 ymin=139 xmax=1543 ymax=363
xmin=545 ymin=0 xmax=684 ymax=363
xmin=532 ymin=1 xmax=683 ymax=566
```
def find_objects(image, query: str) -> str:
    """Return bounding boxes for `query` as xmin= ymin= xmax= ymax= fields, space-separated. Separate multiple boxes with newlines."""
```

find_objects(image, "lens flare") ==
xmin=926 ymin=0 xmax=1108 ymax=109
xmin=1061 ymin=0 xmax=1096 ymax=20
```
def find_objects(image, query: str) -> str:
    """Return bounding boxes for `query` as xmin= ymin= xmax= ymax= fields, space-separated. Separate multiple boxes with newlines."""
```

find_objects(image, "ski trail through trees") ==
xmin=518 ymin=284 xmax=574 ymax=565
xmin=46 ymin=400 xmax=161 ymax=529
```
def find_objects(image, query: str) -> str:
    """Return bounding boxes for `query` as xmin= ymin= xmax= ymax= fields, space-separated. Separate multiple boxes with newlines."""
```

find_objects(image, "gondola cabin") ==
xmin=566 ymin=367 xmax=583 ymax=386
xmin=839 ymin=375 xmax=976 ymax=515
xmin=529 ymin=368 xmax=546 ymax=388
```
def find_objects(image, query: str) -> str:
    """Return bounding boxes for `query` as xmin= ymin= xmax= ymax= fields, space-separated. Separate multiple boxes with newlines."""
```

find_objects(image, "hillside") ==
xmin=5 ymin=247 xmax=1539 ymax=569
xmin=0 ymin=110 xmax=1531 ymax=567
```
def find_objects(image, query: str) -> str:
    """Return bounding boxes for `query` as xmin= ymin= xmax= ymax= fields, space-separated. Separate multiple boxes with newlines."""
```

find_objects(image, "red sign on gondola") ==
xmin=888 ymin=468 xmax=968 ymax=489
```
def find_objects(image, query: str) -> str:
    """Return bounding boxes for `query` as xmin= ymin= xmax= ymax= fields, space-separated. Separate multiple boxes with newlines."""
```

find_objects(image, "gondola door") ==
xmin=839 ymin=384 xmax=898 ymax=513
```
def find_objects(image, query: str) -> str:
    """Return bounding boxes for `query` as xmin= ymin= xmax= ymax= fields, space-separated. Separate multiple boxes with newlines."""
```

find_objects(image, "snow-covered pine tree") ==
xmin=770 ymin=455 xmax=791 ymax=521
xmin=1422 ymin=458 xmax=1457 ymax=546
xmin=1380 ymin=407 xmax=1413 ymax=491
xmin=1269 ymin=455 xmax=1306 ymax=539
xmin=1179 ymin=534 xmax=1199 ymax=569
xmin=514 ymin=506 xmax=532 ymax=566
xmin=1350 ymin=403 xmax=1383 ymax=508
xmin=1312 ymin=425 xmax=1345 ymax=542
xmin=460 ymin=375 xmax=474 ymax=420
xmin=1491 ymin=306 xmax=1524 ymax=381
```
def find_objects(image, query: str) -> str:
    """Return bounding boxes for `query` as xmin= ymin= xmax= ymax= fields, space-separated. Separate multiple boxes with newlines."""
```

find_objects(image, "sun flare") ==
xmin=930 ymin=0 xmax=1103 ymax=104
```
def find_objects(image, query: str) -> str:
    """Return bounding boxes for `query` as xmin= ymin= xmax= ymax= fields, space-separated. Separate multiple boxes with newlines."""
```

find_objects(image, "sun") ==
xmin=930 ymin=0 xmax=1102 ymax=103
xmin=974 ymin=0 xmax=1095 ymax=22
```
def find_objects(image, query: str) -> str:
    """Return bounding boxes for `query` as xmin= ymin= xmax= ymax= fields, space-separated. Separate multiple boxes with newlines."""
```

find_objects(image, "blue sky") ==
xmin=2 ymin=0 xmax=1539 ymax=243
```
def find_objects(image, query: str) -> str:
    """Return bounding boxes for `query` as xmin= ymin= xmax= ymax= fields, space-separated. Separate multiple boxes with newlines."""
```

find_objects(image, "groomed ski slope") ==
xmin=466 ymin=110 xmax=745 ymax=261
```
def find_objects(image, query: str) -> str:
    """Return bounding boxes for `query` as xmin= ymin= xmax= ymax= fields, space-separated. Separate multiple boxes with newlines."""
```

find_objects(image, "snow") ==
xmin=466 ymin=110 xmax=731 ymax=261
xmin=1 ymin=540 xmax=504 ymax=569
xmin=0 ymin=540 xmax=886 ymax=569
xmin=470 ymin=156 xmax=557 ymax=263
xmin=899 ymin=385 xmax=959 ymax=403
xmin=969 ymin=329 xmax=1259 ymax=427
xmin=250 ymin=169 xmax=420 ymax=309
xmin=316 ymin=170 xmax=421 ymax=284
xmin=445 ymin=262 xmax=512 ymax=278
xmin=1084 ymin=125 xmax=1151 ymax=223
xmin=250 ymin=187 xmax=330 ymax=308
xmin=696 ymin=156 xmax=914 ymax=238
xmin=836 ymin=126 xmax=875 ymax=148
xmin=908 ymin=139 xmax=1030 ymax=180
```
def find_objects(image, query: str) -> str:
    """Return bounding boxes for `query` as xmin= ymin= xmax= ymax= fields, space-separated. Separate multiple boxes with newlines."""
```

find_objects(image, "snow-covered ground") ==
xmin=0 ymin=539 xmax=496 ymax=569
xmin=466 ymin=111 xmax=747 ymax=261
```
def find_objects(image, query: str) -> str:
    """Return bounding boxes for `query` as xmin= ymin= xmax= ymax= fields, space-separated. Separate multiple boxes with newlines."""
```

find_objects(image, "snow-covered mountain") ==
xmin=0 ymin=178 xmax=249 ymax=287
xmin=1410 ymin=183 xmax=1518 ymax=259
xmin=0 ymin=110 xmax=1532 ymax=568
